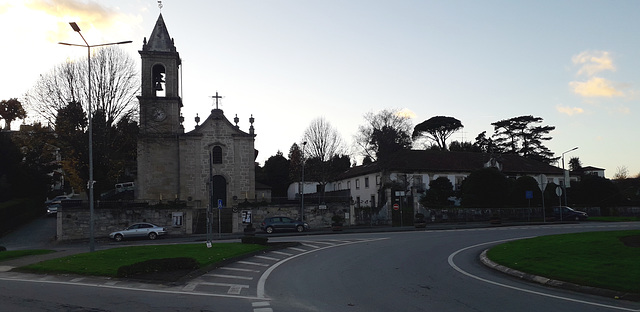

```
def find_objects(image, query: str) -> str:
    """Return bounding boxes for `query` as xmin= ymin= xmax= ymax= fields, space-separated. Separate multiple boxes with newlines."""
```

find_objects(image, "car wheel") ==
xmin=148 ymin=232 xmax=157 ymax=240
xmin=266 ymin=226 xmax=274 ymax=234
xmin=296 ymin=225 xmax=304 ymax=232
xmin=114 ymin=234 xmax=123 ymax=242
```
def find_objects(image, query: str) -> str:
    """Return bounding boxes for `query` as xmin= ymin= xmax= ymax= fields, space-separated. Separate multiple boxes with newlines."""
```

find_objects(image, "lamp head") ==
xmin=69 ymin=22 xmax=81 ymax=32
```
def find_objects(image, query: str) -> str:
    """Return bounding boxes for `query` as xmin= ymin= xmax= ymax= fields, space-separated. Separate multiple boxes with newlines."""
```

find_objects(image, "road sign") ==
xmin=393 ymin=203 xmax=400 ymax=210
xmin=218 ymin=199 xmax=223 ymax=209
xmin=525 ymin=191 xmax=533 ymax=199
xmin=555 ymin=186 xmax=563 ymax=197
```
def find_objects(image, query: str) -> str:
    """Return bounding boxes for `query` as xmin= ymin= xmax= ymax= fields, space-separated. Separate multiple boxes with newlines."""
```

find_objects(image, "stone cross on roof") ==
xmin=211 ymin=91 xmax=223 ymax=109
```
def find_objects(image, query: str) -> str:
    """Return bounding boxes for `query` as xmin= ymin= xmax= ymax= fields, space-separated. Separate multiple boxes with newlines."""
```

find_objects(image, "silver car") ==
xmin=109 ymin=223 xmax=167 ymax=241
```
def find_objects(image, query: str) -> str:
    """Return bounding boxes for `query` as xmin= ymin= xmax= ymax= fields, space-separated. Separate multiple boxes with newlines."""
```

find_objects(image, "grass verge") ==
xmin=19 ymin=243 xmax=268 ymax=277
xmin=0 ymin=249 xmax=55 ymax=262
xmin=487 ymin=230 xmax=640 ymax=294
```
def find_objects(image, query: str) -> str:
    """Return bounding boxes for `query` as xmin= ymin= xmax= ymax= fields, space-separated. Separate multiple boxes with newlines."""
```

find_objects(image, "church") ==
xmin=136 ymin=14 xmax=257 ymax=233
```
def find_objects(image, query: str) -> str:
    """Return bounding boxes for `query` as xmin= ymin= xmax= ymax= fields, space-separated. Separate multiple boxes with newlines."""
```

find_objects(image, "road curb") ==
xmin=479 ymin=249 xmax=640 ymax=302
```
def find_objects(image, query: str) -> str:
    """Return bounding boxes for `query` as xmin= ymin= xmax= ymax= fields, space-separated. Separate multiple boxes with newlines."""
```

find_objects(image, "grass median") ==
xmin=487 ymin=230 xmax=640 ymax=294
xmin=19 ymin=243 xmax=268 ymax=277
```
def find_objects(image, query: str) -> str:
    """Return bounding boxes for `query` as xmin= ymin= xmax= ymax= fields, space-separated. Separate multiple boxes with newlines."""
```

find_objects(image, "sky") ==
xmin=1 ymin=0 xmax=639 ymax=178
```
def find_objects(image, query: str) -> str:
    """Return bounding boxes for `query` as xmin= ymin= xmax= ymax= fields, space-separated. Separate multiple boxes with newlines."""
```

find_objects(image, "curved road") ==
xmin=1 ymin=220 xmax=639 ymax=311
xmin=264 ymin=223 xmax=640 ymax=312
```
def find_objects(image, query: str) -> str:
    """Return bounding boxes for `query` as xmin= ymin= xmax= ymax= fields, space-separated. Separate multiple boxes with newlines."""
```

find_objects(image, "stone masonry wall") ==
xmin=57 ymin=206 xmax=193 ymax=241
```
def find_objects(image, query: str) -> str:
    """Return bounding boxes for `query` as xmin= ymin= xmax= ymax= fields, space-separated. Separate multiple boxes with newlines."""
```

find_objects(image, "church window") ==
xmin=212 ymin=146 xmax=222 ymax=164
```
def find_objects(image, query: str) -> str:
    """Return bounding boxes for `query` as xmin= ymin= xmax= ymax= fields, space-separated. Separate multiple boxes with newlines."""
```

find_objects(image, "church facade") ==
xmin=136 ymin=14 xmax=256 ymax=233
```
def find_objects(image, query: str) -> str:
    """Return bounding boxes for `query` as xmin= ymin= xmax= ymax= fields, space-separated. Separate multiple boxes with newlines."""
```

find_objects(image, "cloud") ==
xmin=556 ymin=105 xmax=584 ymax=116
xmin=25 ymin=0 xmax=128 ymax=42
xmin=572 ymin=51 xmax=615 ymax=76
xmin=569 ymin=77 xmax=624 ymax=97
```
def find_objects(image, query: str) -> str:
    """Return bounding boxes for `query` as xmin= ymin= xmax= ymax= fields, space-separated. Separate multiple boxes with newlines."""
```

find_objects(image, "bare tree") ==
xmin=303 ymin=117 xmax=344 ymax=162
xmin=302 ymin=117 xmax=346 ymax=198
xmin=613 ymin=166 xmax=629 ymax=180
xmin=24 ymin=46 xmax=139 ymax=127
xmin=354 ymin=108 xmax=413 ymax=162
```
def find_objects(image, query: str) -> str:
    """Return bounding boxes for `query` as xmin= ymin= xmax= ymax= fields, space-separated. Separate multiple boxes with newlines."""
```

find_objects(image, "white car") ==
xmin=109 ymin=223 xmax=167 ymax=241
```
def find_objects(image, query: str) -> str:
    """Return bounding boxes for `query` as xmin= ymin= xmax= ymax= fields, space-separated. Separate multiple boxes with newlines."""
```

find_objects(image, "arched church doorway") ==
xmin=212 ymin=175 xmax=232 ymax=233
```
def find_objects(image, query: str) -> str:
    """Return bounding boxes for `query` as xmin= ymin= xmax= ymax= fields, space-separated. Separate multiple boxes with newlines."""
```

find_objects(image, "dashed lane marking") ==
xmin=254 ymin=255 xmax=280 ymax=261
xmin=301 ymin=243 xmax=320 ymax=249
xmin=287 ymin=247 xmax=306 ymax=252
xmin=270 ymin=251 xmax=293 ymax=257
xmin=210 ymin=274 xmax=253 ymax=280
xmin=257 ymin=238 xmax=390 ymax=299
xmin=220 ymin=267 xmax=261 ymax=273
xmin=237 ymin=261 xmax=270 ymax=267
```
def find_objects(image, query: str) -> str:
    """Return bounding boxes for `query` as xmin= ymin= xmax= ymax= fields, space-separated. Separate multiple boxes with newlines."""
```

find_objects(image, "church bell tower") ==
xmin=136 ymin=13 xmax=182 ymax=200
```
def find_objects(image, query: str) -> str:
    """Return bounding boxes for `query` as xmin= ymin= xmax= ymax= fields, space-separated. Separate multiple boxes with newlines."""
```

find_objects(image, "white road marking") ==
xmin=448 ymin=238 xmax=640 ymax=312
xmin=257 ymin=238 xmax=389 ymax=299
xmin=255 ymin=255 xmax=280 ymax=261
xmin=301 ymin=243 xmax=320 ymax=249
xmin=219 ymin=267 xmax=260 ymax=273
xmin=287 ymin=247 xmax=307 ymax=252
xmin=0 ymin=276 xmax=269 ymax=300
xmin=237 ymin=261 xmax=269 ymax=267
xmin=211 ymin=274 xmax=253 ymax=280
xmin=270 ymin=251 xmax=293 ymax=256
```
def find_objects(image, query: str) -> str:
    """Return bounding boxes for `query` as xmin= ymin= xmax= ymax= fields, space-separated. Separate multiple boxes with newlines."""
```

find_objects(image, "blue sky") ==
xmin=1 ymin=0 xmax=638 ymax=178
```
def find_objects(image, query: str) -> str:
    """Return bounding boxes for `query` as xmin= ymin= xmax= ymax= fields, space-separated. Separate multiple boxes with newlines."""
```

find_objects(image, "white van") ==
xmin=115 ymin=182 xmax=135 ymax=193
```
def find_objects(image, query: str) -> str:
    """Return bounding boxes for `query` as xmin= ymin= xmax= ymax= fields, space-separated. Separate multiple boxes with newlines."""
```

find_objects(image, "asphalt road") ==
xmin=1 ymin=218 xmax=639 ymax=312
xmin=263 ymin=224 xmax=640 ymax=312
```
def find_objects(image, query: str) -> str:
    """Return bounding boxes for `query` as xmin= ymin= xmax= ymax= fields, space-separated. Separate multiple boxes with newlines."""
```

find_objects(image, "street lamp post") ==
xmin=301 ymin=141 xmax=307 ymax=222
xmin=561 ymin=147 xmax=579 ymax=209
xmin=59 ymin=22 xmax=131 ymax=252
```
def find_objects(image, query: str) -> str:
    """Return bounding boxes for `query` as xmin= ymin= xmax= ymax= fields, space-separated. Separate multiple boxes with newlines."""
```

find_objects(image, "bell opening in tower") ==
xmin=152 ymin=64 xmax=166 ymax=97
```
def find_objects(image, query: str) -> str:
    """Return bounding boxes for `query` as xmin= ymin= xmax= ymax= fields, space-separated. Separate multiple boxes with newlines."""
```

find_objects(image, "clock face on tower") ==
xmin=151 ymin=107 xmax=166 ymax=122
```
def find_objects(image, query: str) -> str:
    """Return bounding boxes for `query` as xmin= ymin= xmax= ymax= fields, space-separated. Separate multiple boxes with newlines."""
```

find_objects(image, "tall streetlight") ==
xmin=300 ymin=141 xmax=307 ymax=222
xmin=561 ymin=146 xmax=578 ymax=208
xmin=59 ymin=22 xmax=131 ymax=252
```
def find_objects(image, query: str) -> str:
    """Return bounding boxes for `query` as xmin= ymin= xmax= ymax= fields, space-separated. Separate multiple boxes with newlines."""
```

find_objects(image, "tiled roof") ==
xmin=338 ymin=150 xmax=563 ymax=180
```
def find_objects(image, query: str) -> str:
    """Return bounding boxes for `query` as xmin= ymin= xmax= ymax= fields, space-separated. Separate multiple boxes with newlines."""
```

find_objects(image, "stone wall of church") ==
xmin=137 ymin=136 xmax=181 ymax=201
xmin=178 ymin=112 xmax=255 ymax=209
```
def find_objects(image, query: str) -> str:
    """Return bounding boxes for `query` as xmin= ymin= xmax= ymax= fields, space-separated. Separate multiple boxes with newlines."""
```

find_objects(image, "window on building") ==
xmin=212 ymin=146 xmax=222 ymax=164
xmin=365 ymin=177 xmax=369 ymax=188
xmin=376 ymin=175 xmax=381 ymax=185
xmin=356 ymin=179 xmax=360 ymax=189
xmin=172 ymin=212 xmax=183 ymax=226
xmin=371 ymin=195 xmax=376 ymax=208
xmin=356 ymin=196 xmax=361 ymax=208
xmin=347 ymin=181 xmax=351 ymax=189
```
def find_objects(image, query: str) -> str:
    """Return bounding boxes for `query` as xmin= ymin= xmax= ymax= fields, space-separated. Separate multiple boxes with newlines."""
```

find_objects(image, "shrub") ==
xmin=116 ymin=257 xmax=199 ymax=277
xmin=0 ymin=246 xmax=6 ymax=252
xmin=241 ymin=236 xmax=269 ymax=245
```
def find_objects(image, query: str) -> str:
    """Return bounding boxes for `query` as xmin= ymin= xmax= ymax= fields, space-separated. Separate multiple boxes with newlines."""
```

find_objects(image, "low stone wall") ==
xmin=57 ymin=205 xmax=193 ymax=241
xmin=240 ymin=203 xmax=351 ymax=230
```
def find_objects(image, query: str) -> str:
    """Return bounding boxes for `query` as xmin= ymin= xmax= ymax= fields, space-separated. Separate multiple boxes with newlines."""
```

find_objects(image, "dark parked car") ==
xmin=109 ymin=223 xmax=167 ymax=241
xmin=553 ymin=206 xmax=588 ymax=221
xmin=260 ymin=216 xmax=309 ymax=234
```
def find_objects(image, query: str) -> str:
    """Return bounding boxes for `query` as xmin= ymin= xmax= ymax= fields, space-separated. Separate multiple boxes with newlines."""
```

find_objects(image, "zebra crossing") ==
xmin=183 ymin=237 xmax=385 ymax=299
